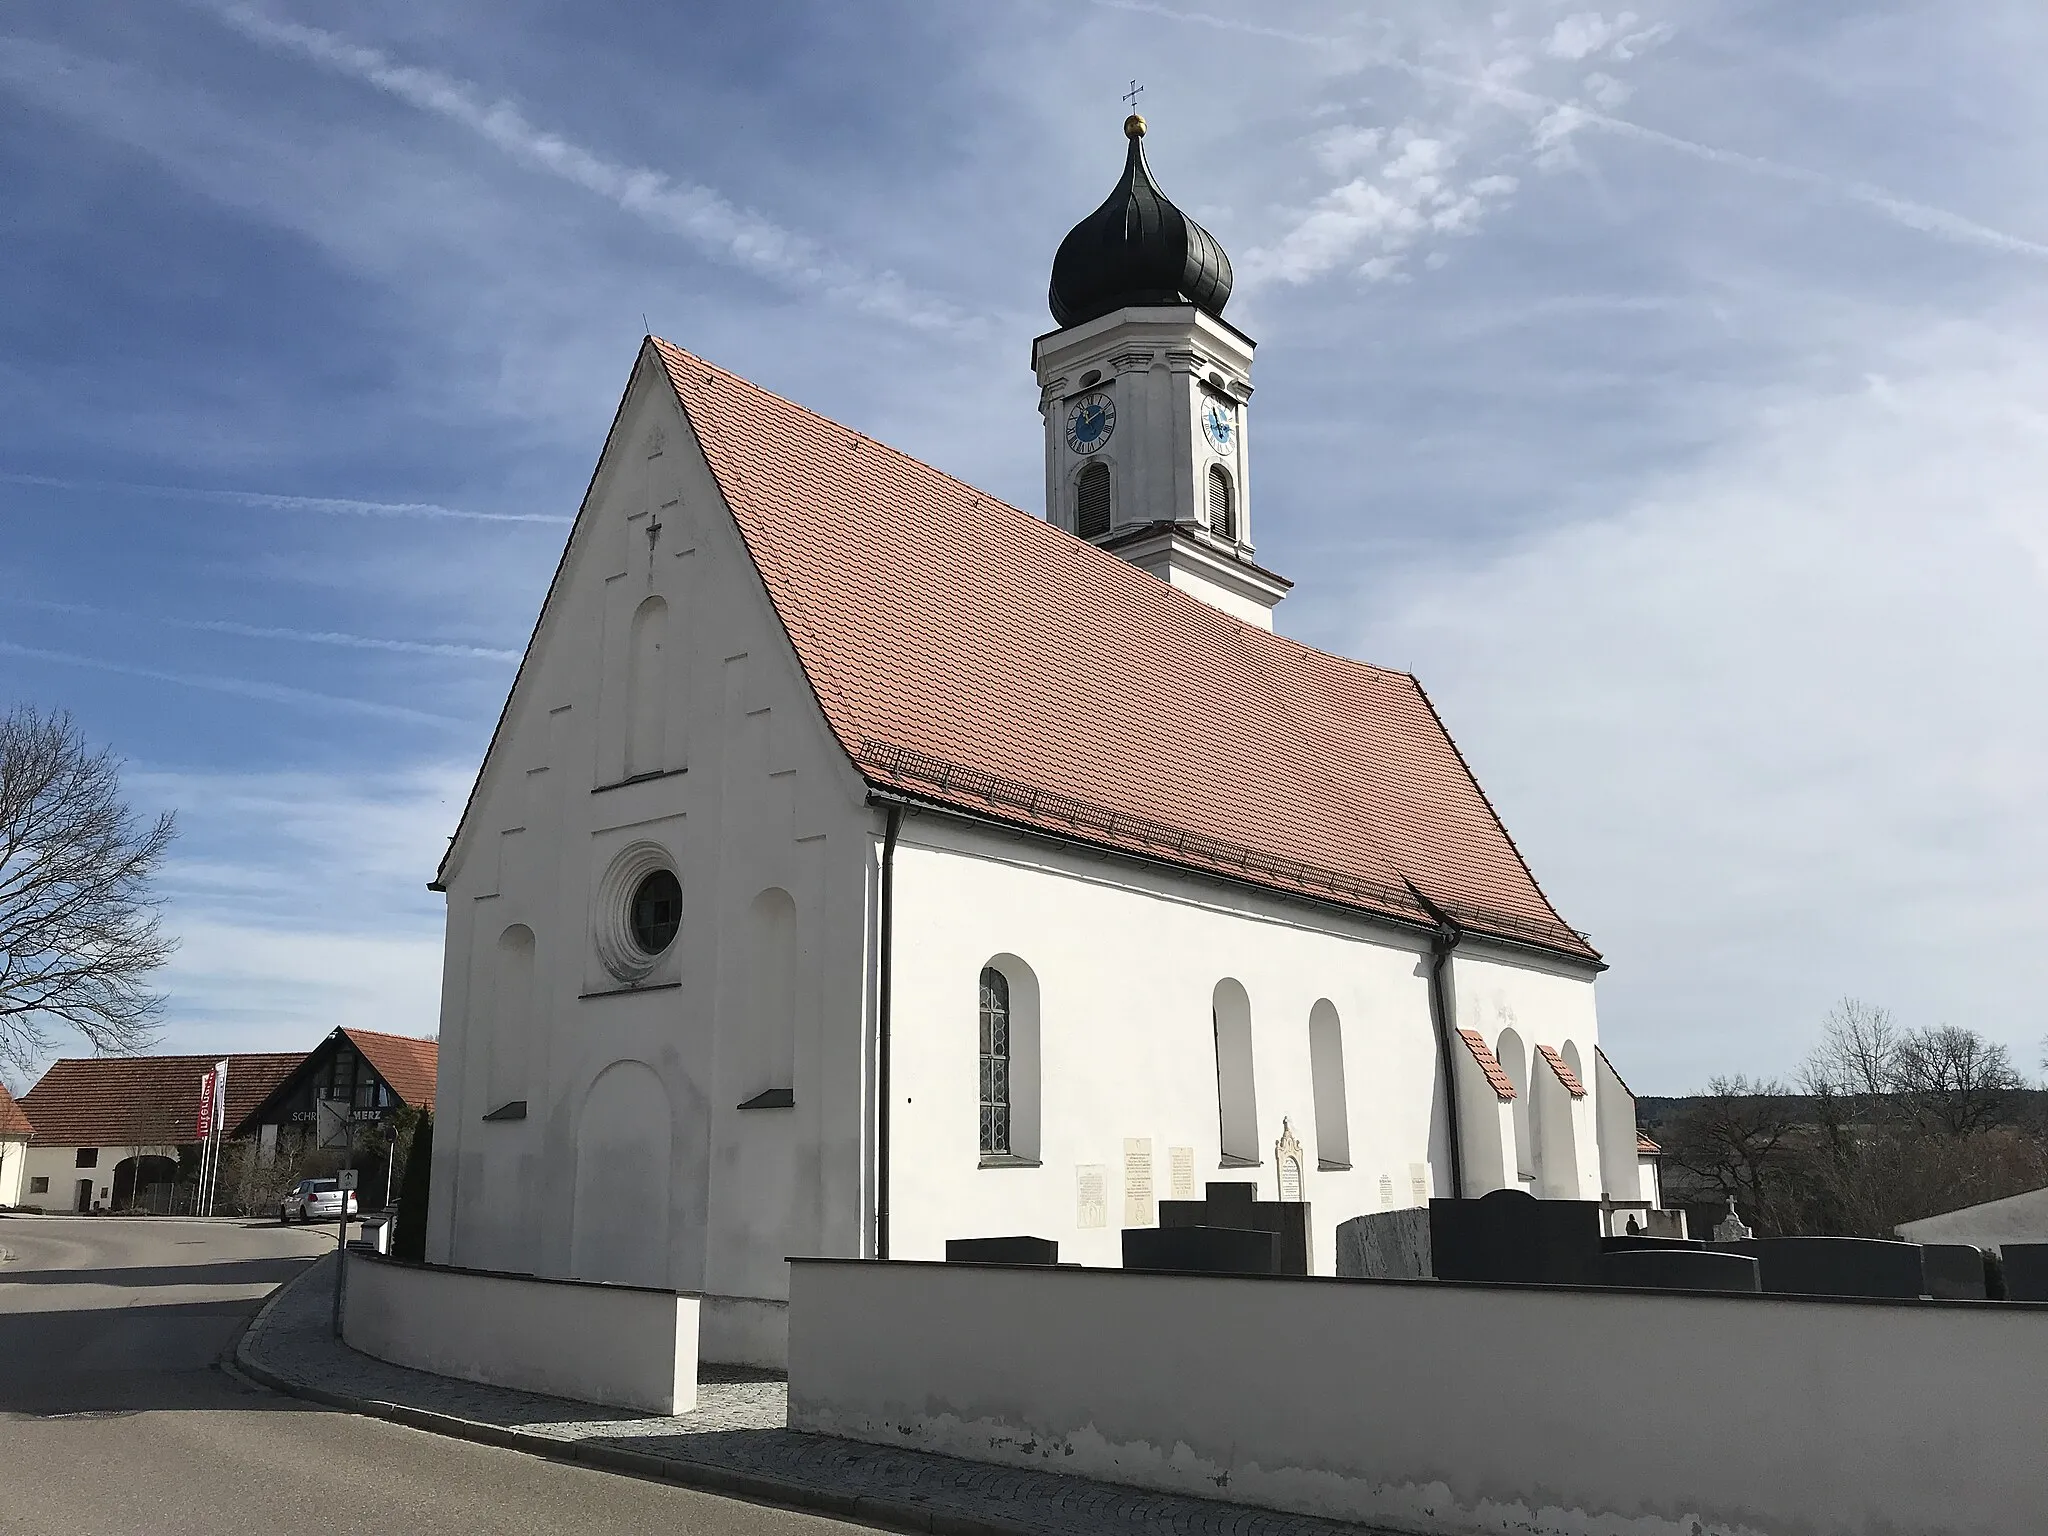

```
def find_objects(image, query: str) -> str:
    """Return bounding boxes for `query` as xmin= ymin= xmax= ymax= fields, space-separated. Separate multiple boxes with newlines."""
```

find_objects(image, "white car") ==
xmin=280 ymin=1178 xmax=359 ymax=1224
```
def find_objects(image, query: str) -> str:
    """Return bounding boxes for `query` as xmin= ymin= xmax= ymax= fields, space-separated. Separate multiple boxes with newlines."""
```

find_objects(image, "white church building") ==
xmin=425 ymin=115 xmax=1660 ymax=1366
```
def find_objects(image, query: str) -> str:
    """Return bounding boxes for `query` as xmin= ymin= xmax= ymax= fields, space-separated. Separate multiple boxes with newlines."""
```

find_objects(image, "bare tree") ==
xmin=1893 ymin=1025 xmax=2025 ymax=1137
xmin=0 ymin=706 xmax=177 ymax=1072
xmin=1658 ymin=1075 xmax=1807 ymax=1233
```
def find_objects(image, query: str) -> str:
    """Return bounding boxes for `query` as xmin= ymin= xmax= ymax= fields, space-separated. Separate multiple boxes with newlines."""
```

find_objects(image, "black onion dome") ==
xmin=1048 ymin=116 xmax=1233 ymax=328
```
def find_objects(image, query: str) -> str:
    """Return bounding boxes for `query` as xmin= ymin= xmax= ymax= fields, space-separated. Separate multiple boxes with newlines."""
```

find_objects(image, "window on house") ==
xmin=75 ymin=1148 xmax=97 ymax=1169
xmin=978 ymin=966 xmax=1011 ymax=1156
xmin=1207 ymin=466 xmax=1235 ymax=541
xmin=30 ymin=1176 xmax=48 ymax=1194
xmin=1076 ymin=462 xmax=1111 ymax=538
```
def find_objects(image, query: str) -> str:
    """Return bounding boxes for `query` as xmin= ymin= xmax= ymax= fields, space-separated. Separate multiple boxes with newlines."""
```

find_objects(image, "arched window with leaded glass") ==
xmin=978 ymin=966 xmax=1011 ymax=1156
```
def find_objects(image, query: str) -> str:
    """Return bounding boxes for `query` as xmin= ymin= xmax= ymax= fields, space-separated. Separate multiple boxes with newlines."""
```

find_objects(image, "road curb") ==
xmin=225 ymin=1255 xmax=1041 ymax=1536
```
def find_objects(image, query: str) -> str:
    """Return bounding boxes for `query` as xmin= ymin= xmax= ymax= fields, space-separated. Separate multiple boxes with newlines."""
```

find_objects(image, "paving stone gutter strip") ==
xmin=231 ymin=1252 xmax=1394 ymax=1536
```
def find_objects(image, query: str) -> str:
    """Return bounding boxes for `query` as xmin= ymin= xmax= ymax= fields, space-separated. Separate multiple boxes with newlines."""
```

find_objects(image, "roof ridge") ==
xmin=649 ymin=338 xmax=1412 ymax=684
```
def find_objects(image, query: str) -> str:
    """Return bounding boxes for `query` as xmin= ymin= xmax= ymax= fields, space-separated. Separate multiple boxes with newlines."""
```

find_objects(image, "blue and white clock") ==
xmin=1201 ymin=398 xmax=1235 ymax=453
xmin=1065 ymin=392 xmax=1116 ymax=455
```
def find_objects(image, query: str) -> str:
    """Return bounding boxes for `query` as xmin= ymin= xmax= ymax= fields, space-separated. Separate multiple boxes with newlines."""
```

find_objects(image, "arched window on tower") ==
xmin=1207 ymin=465 xmax=1236 ymax=541
xmin=1076 ymin=462 xmax=1111 ymax=539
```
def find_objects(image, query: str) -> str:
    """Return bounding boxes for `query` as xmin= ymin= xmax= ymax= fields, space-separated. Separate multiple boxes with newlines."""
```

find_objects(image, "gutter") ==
xmin=1407 ymin=881 xmax=1466 ymax=1201
xmin=874 ymin=802 xmax=903 ymax=1260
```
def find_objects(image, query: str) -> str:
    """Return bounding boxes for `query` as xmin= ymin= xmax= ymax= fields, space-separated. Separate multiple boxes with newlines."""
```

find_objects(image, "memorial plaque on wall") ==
xmin=1409 ymin=1162 xmax=1431 ymax=1207
xmin=1169 ymin=1145 xmax=1196 ymax=1201
xmin=1123 ymin=1138 xmax=1156 ymax=1227
xmin=1076 ymin=1165 xmax=1108 ymax=1229
xmin=1379 ymin=1173 xmax=1395 ymax=1208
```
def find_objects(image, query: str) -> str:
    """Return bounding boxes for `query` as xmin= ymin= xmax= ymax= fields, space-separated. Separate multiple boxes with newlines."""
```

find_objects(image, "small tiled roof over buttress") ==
xmin=0 ymin=1080 xmax=33 ymax=1139
xmin=341 ymin=1028 xmax=438 ymax=1111
xmin=1537 ymin=1043 xmax=1587 ymax=1098
xmin=648 ymin=341 xmax=1597 ymax=962
xmin=1457 ymin=1030 xmax=1517 ymax=1102
xmin=20 ymin=1054 xmax=301 ymax=1148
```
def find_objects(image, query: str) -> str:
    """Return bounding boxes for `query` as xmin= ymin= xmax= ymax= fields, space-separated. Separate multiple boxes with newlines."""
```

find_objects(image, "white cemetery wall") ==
xmin=343 ymin=1250 xmax=699 ymax=1414
xmin=789 ymin=1257 xmax=2048 ymax=1536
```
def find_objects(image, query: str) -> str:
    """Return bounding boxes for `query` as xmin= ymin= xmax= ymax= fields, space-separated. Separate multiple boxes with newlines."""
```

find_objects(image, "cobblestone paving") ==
xmin=243 ymin=1254 xmax=1396 ymax=1536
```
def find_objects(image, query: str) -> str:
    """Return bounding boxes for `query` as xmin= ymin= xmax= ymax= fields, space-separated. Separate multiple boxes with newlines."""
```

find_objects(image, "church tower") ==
xmin=1034 ymin=115 xmax=1290 ymax=628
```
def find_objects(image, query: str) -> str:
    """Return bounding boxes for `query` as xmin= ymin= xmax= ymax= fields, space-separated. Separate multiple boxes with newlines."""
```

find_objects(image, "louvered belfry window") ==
xmin=1076 ymin=462 xmax=1111 ymax=538
xmin=1207 ymin=465 xmax=1235 ymax=541
xmin=978 ymin=966 xmax=1011 ymax=1156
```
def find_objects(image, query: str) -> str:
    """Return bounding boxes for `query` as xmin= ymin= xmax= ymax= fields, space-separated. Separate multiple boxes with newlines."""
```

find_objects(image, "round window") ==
xmin=629 ymin=869 xmax=682 ymax=955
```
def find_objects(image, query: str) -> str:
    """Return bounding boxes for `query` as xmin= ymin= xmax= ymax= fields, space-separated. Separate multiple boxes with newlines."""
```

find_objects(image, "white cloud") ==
xmin=1544 ymin=12 xmax=1635 ymax=63
xmin=1356 ymin=309 xmax=2048 ymax=1088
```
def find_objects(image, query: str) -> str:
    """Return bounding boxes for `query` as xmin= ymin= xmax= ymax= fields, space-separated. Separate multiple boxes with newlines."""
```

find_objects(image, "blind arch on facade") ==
xmin=1213 ymin=977 xmax=1259 ymax=1165
xmin=1076 ymin=462 xmax=1111 ymax=538
xmin=1207 ymin=465 xmax=1235 ymax=541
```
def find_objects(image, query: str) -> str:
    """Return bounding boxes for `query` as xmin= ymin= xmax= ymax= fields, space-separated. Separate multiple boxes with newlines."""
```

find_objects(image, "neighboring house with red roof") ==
xmin=232 ymin=1028 xmax=438 ymax=1211
xmin=16 ymin=1052 xmax=299 ymax=1212
xmin=425 ymin=121 xmax=1665 ymax=1367
xmin=0 ymin=1080 xmax=33 ymax=1208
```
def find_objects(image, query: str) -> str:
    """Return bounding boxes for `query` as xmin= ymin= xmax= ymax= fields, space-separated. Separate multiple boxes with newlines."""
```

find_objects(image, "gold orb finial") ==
xmin=1124 ymin=113 xmax=1146 ymax=139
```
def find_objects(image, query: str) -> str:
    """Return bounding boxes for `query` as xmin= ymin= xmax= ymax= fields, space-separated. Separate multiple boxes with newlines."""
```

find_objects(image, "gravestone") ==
xmin=1335 ymin=1208 xmax=1431 ymax=1279
xmin=1599 ymin=1248 xmax=1761 ymax=1293
xmin=1712 ymin=1198 xmax=1753 ymax=1244
xmin=1723 ymin=1236 xmax=1925 ymax=1299
xmin=1919 ymin=1243 xmax=1989 ymax=1301
xmin=2000 ymin=1242 xmax=2048 ymax=1302
xmin=1122 ymin=1224 xmax=1277 ymax=1276
xmin=1602 ymin=1234 xmax=1704 ymax=1253
xmin=1159 ymin=1181 xmax=1312 ymax=1275
xmin=1429 ymin=1188 xmax=1604 ymax=1286
xmin=945 ymin=1236 xmax=1060 ymax=1266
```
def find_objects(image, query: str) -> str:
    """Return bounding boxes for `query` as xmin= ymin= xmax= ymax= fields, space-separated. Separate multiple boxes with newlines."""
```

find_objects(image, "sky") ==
xmin=3 ymin=1 xmax=2045 ymax=1094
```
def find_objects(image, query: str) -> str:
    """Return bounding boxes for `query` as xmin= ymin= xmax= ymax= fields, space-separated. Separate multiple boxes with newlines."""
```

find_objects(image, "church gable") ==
xmin=652 ymin=340 xmax=1594 ymax=963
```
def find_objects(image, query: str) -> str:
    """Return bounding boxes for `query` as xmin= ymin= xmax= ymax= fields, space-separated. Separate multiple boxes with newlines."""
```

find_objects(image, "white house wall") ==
xmin=427 ymin=352 xmax=876 ymax=1354
xmin=884 ymin=813 xmax=1611 ymax=1272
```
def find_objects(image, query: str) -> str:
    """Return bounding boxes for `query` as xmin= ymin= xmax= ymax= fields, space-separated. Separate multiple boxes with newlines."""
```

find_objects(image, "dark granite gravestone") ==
xmin=1919 ymin=1243 xmax=1989 ymax=1301
xmin=2000 ymin=1242 xmax=2048 ymax=1302
xmin=1335 ymin=1208 xmax=1432 ymax=1279
xmin=1721 ymin=1236 xmax=1926 ymax=1298
xmin=1599 ymin=1248 xmax=1760 ymax=1293
xmin=1122 ymin=1224 xmax=1278 ymax=1276
xmin=1601 ymin=1235 xmax=1705 ymax=1253
xmin=1157 ymin=1181 xmax=1311 ymax=1275
xmin=1428 ymin=1189 xmax=1604 ymax=1286
xmin=945 ymin=1236 xmax=1060 ymax=1265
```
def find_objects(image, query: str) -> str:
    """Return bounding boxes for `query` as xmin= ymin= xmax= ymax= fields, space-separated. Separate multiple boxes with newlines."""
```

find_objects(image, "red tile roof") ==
xmin=641 ymin=341 xmax=1596 ymax=959
xmin=1537 ymin=1044 xmax=1586 ymax=1098
xmin=1637 ymin=1129 xmax=1661 ymax=1155
xmin=1458 ymin=1030 xmax=1516 ymax=1101
xmin=0 ymin=1080 xmax=33 ymax=1139
xmin=20 ymin=1053 xmax=301 ymax=1148
xmin=342 ymin=1029 xmax=437 ymax=1111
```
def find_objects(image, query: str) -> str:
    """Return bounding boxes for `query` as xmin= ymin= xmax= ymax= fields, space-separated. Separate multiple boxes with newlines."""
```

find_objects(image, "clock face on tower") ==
xmin=1064 ymin=392 xmax=1116 ymax=455
xmin=1201 ymin=398 xmax=1235 ymax=453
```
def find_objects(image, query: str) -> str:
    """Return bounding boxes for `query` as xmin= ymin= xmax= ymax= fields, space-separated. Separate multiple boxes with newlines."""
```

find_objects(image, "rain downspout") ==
xmin=1409 ymin=882 xmax=1467 ymax=1201
xmin=875 ymin=802 xmax=903 ymax=1260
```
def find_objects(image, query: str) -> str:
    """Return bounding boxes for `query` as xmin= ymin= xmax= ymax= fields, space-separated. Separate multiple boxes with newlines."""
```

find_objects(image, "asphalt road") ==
xmin=0 ymin=1216 xmax=855 ymax=1535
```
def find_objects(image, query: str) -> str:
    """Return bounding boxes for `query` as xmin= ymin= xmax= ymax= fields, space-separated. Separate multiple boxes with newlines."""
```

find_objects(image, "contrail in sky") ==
xmin=0 ymin=470 xmax=567 ymax=525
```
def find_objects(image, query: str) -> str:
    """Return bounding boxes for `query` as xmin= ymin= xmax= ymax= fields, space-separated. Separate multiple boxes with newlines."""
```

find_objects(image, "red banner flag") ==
xmin=196 ymin=1069 xmax=216 ymax=1141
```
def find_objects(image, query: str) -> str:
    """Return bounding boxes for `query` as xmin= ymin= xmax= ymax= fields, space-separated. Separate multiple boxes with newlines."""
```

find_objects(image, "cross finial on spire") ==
xmin=1122 ymin=79 xmax=1144 ymax=111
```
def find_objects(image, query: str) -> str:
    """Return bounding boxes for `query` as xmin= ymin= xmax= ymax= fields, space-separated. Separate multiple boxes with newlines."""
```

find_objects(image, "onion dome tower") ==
xmin=1033 ymin=116 xmax=1288 ymax=628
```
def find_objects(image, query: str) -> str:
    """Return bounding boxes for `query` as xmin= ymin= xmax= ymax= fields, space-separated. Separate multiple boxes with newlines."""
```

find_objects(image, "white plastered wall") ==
xmin=0 ymin=1136 xmax=27 ymax=1206
xmin=16 ymin=1144 xmax=169 ymax=1210
xmin=885 ymin=814 xmax=1612 ymax=1272
xmin=1457 ymin=951 xmax=1604 ymax=1203
xmin=427 ymin=349 xmax=876 ymax=1364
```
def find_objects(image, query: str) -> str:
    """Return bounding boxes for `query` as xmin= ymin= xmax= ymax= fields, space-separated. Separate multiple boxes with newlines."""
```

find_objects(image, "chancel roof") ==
xmin=649 ymin=340 xmax=1596 ymax=963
